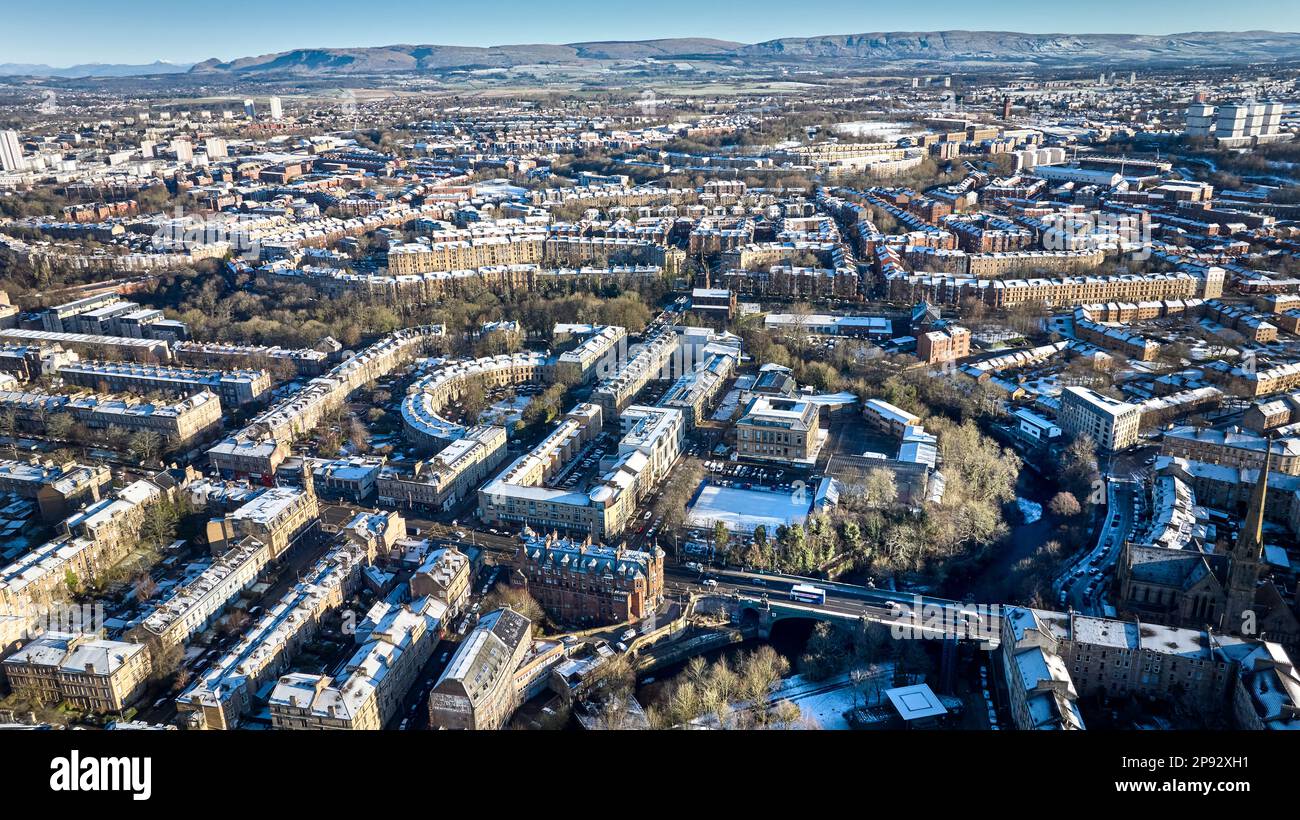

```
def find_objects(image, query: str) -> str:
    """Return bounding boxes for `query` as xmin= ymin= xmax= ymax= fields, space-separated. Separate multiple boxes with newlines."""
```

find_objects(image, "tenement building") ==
xmin=1001 ymin=606 xmax=1299 ymax=730
xmin=2 ymin=632 xmax=151 ymax=713
xmin=512 ymin=529 xmax=664 ymax=626
xmin=426 ymin=607 xmax=535 ymax=730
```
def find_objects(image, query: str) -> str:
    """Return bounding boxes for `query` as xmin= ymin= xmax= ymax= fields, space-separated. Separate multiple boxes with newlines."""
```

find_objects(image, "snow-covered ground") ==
xmin=479 ymin=395 xmax=530 ymax=427
xmin=1017 ymin=497 xmax=1043 ymax=525
xmin=686 ymin=484 xmax=812 ymax=533
xmin=770 ymin=673 xmax=857 ymax=730
xmin=833 ymin=120 xmax=923 ymax=141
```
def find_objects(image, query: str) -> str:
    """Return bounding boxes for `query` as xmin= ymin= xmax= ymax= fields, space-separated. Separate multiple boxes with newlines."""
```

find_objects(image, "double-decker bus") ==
xmin=789 ymin=583 xmax=826 ymax=605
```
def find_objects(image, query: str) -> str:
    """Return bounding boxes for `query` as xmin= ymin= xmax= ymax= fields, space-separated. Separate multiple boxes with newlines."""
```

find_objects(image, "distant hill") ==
xmin=17 ymin=31 xmax=1300 ymax=81
xmin=735 ymin=30 xmax=1300 ymax=66
xmin=188 ymin=38 xmax=744 ymax=75
xmin=0 ymin=60 xmax=192 ymax=78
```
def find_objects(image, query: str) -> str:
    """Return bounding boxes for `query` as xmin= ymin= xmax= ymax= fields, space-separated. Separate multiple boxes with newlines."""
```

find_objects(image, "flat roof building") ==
xmin=1057 ymin=386 xmax=1140 ymax=452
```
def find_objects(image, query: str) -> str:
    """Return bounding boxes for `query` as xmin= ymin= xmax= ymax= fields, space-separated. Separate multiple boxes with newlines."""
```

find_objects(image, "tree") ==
xmin=346 ymin=416 xmax=371 ymax=454
xmin=485 ymin=585 xmax=545 ymax=627
xmin=46 ymin=412 xmax=75 ymax=442
xmin=0 ymin=408 xmax=16 ymax=456
xmin=139 ymin=500 xmax=180 ymax=548
xmin=132 ymin=573 xmax=157 ymax=602
xmin=149 ymin=642 xmax=183 ymax=685
xmin=1061 ymin=435 xmax=1101 ymax=503
xmin=1048 ymin=491 xmax=1082 ymax=518
xmin=128 ymin=429 xmax=163 ymax=466
xmin=586 ymin=652 xmax=636 ymax=704
xmin=850 ymin=667 xmax=870 ymax=711
xmin=654 ymin=459 xmax=703 ymax=540
xmin=712 ymin=521 xmax=730 ymax=563
xmin=863 ymin=467 xmax=899 ymax=509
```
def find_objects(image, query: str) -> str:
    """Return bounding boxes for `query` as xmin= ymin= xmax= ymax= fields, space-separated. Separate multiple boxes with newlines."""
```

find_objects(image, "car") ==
xmin=621 ymin=628 xmax=637 ymax=641
xmin=752 ymin=578 xmax=766 ymax=586
xmin=702 ymin=579 xmax=719 ymax=589
xmin=399 ymin=718 xmax=410 ymax=731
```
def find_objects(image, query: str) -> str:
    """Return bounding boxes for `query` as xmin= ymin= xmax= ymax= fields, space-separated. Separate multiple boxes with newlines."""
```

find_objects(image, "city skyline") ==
xmin=4 ymin=0 xmax=1300 ymax=66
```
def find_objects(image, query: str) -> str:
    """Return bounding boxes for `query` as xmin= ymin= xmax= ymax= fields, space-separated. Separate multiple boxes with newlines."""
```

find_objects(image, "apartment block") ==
xmin=3 ymin=632 xmax=151 ymax=713
xmin=179 ymin=515 xmax=387 ymax=729
xmin=129 ymin=536 xmax=272 ymax=650
xmin=400 ymin=353 xmax=549 ymax=450
xmin=210 ymin=327 xmax=437 ymax=477
xmin=554 ymin=325 xmax=626 ymax=385
xmin=58 ymin=360 xmax=272 ymax=408
xmin=0 ymin=387 xmax=222 ymax=446
xmin=1159 ymin=426 xmax=1300 ymax=476
xmin=206 ymin=486 xmax=320 ymax=559
xmin=1001 ymin=607 xmax=1298 ymax=731
xmin=0 ymin=458 xmax=112 ymax=521
xmin=479 ymin=403 xmax=682 ymax=541
xmin=427 ymin=607 xmax=534 ymax=730
xmin=269 ymin=595 xmax=445 ymax=730
xmin=1057 ymin=386 xmax=1140 ymax=452
xmin=379 ymin=426 xmax=508 ymax=512
xmin=410 ymin=546 xmax=471 ymax=618
xmin=916 ymin=324 xmax=971 ymax=365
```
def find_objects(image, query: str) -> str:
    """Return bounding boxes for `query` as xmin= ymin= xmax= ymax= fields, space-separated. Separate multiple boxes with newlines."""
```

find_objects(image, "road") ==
xmin=1054 ymin=478 xmax=1141 ymax=614
xmin=667 ymin=565 xmax=1000 ymax=645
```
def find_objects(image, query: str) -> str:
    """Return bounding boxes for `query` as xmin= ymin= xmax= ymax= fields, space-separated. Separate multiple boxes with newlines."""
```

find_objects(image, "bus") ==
xmin=789 ymin=583 xmax=826 ymax=605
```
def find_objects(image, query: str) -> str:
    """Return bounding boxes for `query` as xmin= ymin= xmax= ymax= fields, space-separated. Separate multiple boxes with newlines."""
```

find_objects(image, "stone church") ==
xmin=1116 ymin=449 xmax=1300 ymax=650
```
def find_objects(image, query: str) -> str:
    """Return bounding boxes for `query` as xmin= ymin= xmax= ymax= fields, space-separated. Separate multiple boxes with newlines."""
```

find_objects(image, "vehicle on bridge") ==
xmin=790 ymin=583 xmax=826 ymax=605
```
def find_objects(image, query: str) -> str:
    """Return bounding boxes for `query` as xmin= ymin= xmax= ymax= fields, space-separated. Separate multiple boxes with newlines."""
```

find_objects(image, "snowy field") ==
xmin=686 ymin=483 xmax=812 ymax=533
xmin=833 ymin=120 xmax=923 ymax=141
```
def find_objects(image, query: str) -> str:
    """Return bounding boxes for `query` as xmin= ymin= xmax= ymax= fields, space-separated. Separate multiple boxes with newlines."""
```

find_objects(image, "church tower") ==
xmin=1223 ymin=444 xmax=1269 ymax=635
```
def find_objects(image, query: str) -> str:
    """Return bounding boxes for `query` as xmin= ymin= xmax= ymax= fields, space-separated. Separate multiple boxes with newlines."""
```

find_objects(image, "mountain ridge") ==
xmin=185 ymin=30 xmax=1300 ymax=75
xmin=8 ymin=31 xmax=1300 ymax=79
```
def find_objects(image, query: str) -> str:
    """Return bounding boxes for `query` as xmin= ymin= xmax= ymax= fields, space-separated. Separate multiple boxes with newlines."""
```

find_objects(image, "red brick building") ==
xmin=512 ymin=530 xmax=664 ymax=626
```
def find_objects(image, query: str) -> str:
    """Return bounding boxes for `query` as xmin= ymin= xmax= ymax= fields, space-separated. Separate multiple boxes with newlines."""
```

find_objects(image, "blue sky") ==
xmin=4 ymin=0 xmax=1299 ymax=66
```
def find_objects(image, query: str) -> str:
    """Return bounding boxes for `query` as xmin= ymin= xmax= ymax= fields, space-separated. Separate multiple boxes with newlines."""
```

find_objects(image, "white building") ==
xmin=1057 ymin=386 xmax=1140 ymax=452
xmin=0 ymin=130 xmax=24 ymax=173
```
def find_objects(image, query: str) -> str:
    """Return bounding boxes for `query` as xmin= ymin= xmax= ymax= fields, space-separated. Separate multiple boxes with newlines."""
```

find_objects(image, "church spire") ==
xmin=1223 ymin=437 xmax=1270 ymax=635
xmin=1235 ymin=439 xmax=1271 ymax=560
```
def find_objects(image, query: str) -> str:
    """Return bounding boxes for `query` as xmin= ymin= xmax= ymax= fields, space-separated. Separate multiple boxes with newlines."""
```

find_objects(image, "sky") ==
xmin=4 ymin=0 xmax=1299 ymax=66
